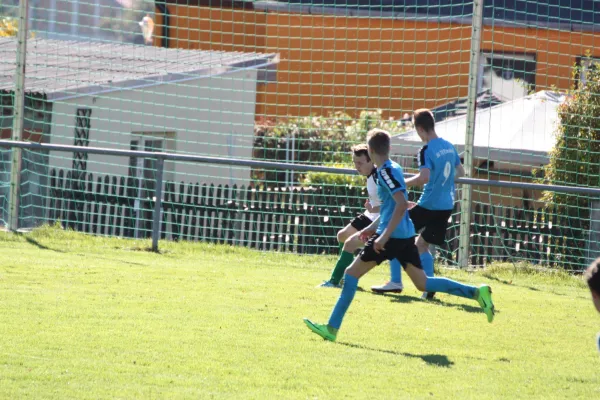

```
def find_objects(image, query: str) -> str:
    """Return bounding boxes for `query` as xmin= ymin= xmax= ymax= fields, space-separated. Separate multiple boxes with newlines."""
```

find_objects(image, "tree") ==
xmin=0 ymin=17 xmax=18 ymax=37
xmin=541 ymin=55 xmax=600 ymax=269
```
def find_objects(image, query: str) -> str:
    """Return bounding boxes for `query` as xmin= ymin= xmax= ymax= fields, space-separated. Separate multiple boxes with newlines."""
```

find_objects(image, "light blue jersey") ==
xmin=416 ymin=137 xmax=461 ymax=211
xmin=376 ymin=159 xmax=416 ymax=239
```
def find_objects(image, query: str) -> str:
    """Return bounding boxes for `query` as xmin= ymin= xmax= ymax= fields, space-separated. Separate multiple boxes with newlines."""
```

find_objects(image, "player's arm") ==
xmin=454 ymin=147 xmax=465 ymax=179
xmin=405 ymin=168 xmax=429 ymax=187
xmin=365 ymin=215 xmax=380 ymax=231
xmin=359 ymin=216 xmax=380 ymax=242
xmin=371 ymin=205 xmax=381 ymax=213
xmin=405 ymin=145 xmax=431 ymax=188
xmin=364 ymin=200 xmax=381 ymax=214
xmin=455 ymin=163 xmax=466 ymax=179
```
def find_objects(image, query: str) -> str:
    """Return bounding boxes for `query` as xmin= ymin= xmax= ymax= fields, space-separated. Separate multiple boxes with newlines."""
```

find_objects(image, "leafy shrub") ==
xmin=253 ymin=109 xmax=410 ymax=184
xmin=541 ymin=55 xmax=600 ymax=268
xmin=301 ymin=166 xmax=365 ymax=188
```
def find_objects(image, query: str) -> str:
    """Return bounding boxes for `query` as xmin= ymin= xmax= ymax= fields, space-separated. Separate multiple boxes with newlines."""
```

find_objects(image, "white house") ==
xmin=0 ymin=37 xmax=279 ymax=227
xmin=390 ymin=91 xmax=566 ymax=207
xmin=391 ymin=91 xmax=566 ymax=172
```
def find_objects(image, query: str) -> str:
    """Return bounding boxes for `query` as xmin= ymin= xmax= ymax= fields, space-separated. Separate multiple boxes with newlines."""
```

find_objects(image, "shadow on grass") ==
xmin=371 ymin=292 xmax=485 ymax=314
xmin=482 ymin=274 xmax=541 ymax=293
xmin=76 ymin=253 xmax=147 ymax=267
xmin=338 ymin=342 xmax=454 ymax=367
xmin=21 ymin=235 xmax=65 ymax=253
xmin=17 ymin=233 xmax=149 ymax=267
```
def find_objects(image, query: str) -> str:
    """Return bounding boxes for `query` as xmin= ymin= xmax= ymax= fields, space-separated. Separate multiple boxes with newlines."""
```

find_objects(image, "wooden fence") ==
xmin=48 ymin=169 xmax=586 ymax=268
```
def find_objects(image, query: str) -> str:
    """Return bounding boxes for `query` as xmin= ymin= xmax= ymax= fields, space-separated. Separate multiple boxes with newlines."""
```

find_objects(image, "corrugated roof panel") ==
xmin=0 ymin=38 xmax=279 ymax=98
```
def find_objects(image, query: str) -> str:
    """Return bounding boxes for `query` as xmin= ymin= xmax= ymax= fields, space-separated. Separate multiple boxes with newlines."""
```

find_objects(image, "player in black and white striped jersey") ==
xmin=318 ymin=144 xmax=403 ymax=291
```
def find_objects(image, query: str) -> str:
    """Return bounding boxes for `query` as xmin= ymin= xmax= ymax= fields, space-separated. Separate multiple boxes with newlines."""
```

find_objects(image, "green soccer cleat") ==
xmin=303 ymin=318 xmax=337 ymax=342
xmin=476 ymin=285 xmax=495 ymax=323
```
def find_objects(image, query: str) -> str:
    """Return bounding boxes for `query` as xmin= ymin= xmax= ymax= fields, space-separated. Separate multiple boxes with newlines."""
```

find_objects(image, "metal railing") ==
xmin=3 ymin=139 xmax=600 ymax=255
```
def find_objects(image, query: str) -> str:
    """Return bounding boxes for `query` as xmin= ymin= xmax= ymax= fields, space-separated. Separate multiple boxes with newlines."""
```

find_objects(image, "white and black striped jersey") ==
xmin=364 ymin=167 xmax=381 ymax=221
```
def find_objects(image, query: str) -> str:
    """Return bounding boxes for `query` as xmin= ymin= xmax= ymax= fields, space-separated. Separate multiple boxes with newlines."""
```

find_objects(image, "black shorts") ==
xmin=350 ymin=213 xmax=373 ymax=231
xmin=359 ymin=234 xmax=422 ymax=269
xmin=409 ymin=206 xmax=453 ymax=246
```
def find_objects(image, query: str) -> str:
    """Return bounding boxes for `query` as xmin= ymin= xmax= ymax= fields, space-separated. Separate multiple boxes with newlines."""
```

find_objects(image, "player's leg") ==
xmin=370 ymin=206 xmax=430 ymax=295
xmin=304 ymin=235 xmax=383 ymax=341
xmin=415 ymin=234 xmax=436 ymax=299
xmin=416 ymin=234 xmax=434 ymax=276
xmin=337 ymin=223 xmax=358 ymax=244
xmin=321 ymin=231 xmax=365 ymax=288
xmin=317 ymin=223 xmax=358 ymax=288
xmin=403 ymin=263 xmax=495 ymax=323
xmin=371 ymin=259 xmax=404 ymax=293
xmin=415 ymin=208 xmax=452 ymax=299
xmin=319 ymin=215 xmax=373 ymax=288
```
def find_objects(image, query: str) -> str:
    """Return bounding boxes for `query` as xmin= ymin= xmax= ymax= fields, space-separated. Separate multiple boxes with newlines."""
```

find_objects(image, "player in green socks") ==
xmin=304 ymin=129 xmax=494 ymax=342
xmin=318 ymin=144 xmax=403 ymax=292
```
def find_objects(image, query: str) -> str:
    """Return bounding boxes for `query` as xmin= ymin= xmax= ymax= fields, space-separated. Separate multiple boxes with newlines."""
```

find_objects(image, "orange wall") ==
xmin=162 ymin=5 xmax=600 ymax=120
xmin=164 ymin=5 xmax=267 ymax=52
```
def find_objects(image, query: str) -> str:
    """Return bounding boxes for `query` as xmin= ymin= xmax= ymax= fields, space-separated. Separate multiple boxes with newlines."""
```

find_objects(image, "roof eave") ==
xmin=47 ymin=53 xmax=280 ymax=102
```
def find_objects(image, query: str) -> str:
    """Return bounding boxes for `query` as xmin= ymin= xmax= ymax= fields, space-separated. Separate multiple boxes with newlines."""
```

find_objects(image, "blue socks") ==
xmin=390 ymin=259 xmax=403 ymax=285
xmin=425 ymin=277 xmax=476 ymax=299
xmin=328 ymin=274 xmax=358 ymax=330
xmin=420 ymin=251 xmax=434 ymax=277
xmin=420 ymin=250 xmax=475 ymax=298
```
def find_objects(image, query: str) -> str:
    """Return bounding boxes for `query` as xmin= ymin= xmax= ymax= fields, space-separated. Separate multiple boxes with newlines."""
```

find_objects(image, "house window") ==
xmin=129 ymin=133 xmax=173 ymax=238
xmin=478 ymin=52 xmax=537 ymax=102
xmin=578 ymin=57 xmax=600 ymax=86
xmin=129 ymin=135 xmax=167 ymax=201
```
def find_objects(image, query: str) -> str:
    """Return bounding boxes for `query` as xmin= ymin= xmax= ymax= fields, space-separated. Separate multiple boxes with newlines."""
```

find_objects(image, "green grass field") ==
xmin=1 ymin=226 xmax=599 ymax=399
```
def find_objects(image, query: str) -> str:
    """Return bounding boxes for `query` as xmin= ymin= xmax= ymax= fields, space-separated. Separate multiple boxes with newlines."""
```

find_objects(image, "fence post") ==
xmin=587 ymin=200 xmax=600 ymax=266
xmin=458 ymin=0 xmax=484 ymax=268
xmin=151 ymin=157 xmax=165 ymax=252
xmin=8 ymin=0 xmax=29 ymax=231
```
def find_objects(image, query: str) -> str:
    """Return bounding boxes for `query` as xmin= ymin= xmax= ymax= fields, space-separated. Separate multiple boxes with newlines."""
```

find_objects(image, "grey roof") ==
xmin=391 ymin=91 xmax=567 ymax=167
xmin=0 ymin=38 xmax=279 ymax=101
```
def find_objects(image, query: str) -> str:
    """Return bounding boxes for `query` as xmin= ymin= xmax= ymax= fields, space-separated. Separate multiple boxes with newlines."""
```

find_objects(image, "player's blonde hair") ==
xmin=413 ymin=108 xmax=435 ymax=132
xmin=366 ymin=129 xmax=391 ymax=156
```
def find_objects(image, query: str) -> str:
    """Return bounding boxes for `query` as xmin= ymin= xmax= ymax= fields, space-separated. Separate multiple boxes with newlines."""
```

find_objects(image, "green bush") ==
xmin=301 ymin=166 xmax=365 ymax=188
xmin=541 ymin=55 xmax=600 ymax=268
xmin=253 ymin=109 xmax=410 ymax=184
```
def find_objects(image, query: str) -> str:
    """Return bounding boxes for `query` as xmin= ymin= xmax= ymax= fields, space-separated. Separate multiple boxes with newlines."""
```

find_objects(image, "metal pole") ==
xmin=8 ymin=0 xmax=30 ymax=231
xmin=4 ymin=139 xmax=600 ymax=196
xmin=285 ymin=135 xmax=290 ymax=187
xmin=290 ymin=130 xmax=295 ymax=186
xmin=458 ymin=0 xmax=484 ymax=268
xmin=151 ymin=157 xmax=165 ymax=252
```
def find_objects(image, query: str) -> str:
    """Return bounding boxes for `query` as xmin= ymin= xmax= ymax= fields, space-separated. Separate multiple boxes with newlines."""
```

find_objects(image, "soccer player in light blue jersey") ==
xmin=318 ymin=144 xmax=403 ymax=292
xmin=303 ymin=129 xmax=495 ymax=342
xmin=372 ymin=109 xmax=464 ymax=300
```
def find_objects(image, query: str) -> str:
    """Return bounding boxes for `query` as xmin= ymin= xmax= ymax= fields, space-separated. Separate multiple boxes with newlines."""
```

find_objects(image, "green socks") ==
xmin=329 ymin=251 xmax=354 ymax=285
